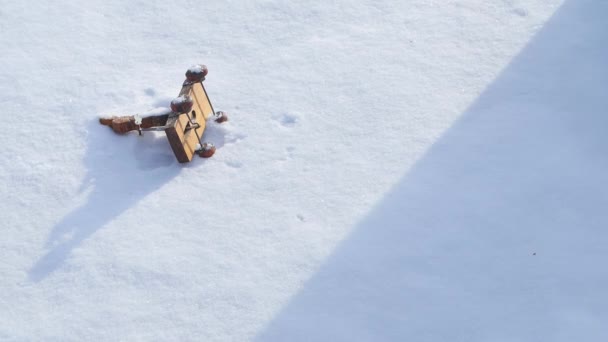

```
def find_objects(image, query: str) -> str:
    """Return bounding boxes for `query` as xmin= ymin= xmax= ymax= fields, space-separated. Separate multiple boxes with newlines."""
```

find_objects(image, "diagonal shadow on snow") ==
xmin=28 ymin=119 xmax=180 ymax=282
xmin=257 ymin=1 xmax=608 ymax=341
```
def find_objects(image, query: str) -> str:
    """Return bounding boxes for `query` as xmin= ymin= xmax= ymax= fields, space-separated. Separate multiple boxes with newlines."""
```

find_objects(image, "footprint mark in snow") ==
xmin=285 ymin=146 xmax=295 ymax=159
xmin=144 ymin=88 xmax=156 ymax=97
xmin=513 ymin=8 xmax=528 ymax=17
xmin=224 ymin=132 xmax=246 ymax=145
xmin=277 ymin=146 xmax=296 ymax=163
xmin=502 ymin=0 xmax=528 ymax=17
xmin=273 ymin=113 xmax=300 ymax=128
xmin=225 ymin=160 xmax=243 ymax=169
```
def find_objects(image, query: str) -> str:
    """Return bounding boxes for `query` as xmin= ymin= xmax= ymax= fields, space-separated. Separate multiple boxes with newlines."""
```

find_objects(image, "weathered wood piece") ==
xmin=181 ymin=82 xmax=214 ymax=120
xmin=99 ymin=114 xmax=170 ymax=134
xmin=164 ymin=82 xmax=214 ymax=163
xmin=100 ymin=79 xmax=217 ymax=163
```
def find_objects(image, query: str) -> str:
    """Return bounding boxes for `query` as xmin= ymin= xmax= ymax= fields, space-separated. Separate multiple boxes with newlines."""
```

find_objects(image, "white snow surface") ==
xmin=141 ymin=106 xmax=171 ymax=118
xmin=1 ymin=0 xmax=607 ymax=341
xmin=188 ymin=64 xmax=206 ymax=74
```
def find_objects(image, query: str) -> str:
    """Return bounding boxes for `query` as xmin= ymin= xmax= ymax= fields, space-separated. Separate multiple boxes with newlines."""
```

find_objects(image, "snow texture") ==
xmin=188 ymin=64 xmax=206 ymax=74
xmin=141 ymin=106 xmax=171 ymax=118
xmin=1 ymin=0 xmax=607 ymax=341
xmin=171 ymin=95 xmax=190 ymax=105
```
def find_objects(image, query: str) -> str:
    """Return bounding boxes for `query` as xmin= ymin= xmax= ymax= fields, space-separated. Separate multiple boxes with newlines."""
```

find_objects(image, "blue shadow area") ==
xmin=29 ymin=120 xmax=179 ymax=282
xmin=257 ymin=1 xmax=608 ymax=341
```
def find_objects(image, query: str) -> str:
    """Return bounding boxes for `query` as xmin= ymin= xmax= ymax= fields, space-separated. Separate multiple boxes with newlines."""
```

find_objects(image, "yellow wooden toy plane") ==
xmin=100 ymin=64 xmax=228 ymax=162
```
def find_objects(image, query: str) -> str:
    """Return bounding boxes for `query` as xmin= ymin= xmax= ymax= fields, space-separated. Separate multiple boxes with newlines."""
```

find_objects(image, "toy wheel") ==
xmin=185 ymin=64 xmax=208 ymax=83
xmin=214 ymin=111 xmax=228 ymax=123
xmin=198 ymin=142 xmax=216 ymax=158
xmin=170 ymin=95 xmax=194 ymax=114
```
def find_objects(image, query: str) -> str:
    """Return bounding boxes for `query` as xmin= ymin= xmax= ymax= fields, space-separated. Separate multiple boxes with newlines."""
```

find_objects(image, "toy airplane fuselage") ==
xmin=163 ymin=81 xmax=214 ymax=162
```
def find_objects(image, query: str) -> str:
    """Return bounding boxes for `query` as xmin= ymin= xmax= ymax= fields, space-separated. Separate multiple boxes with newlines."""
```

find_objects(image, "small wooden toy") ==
xmin=100 ymin=65 xmax=228 ymax=162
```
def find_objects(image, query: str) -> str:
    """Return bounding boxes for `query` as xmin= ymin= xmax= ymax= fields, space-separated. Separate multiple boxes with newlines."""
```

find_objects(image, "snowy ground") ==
xmin=1 ymin=0 xmax=607 ymax=341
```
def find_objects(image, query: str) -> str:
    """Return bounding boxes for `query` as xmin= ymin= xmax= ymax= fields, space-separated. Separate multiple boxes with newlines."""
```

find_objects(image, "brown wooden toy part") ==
xmin=100 ymin=77 xmax=219 ymax=163
xmin=99 ymin=115 xmax=169 ymax=134
xmin=198 ymin=143 xmax=216 ymax=158
xmin=214 ymin=111 xmax=229 ymax=123
xmin=185 ymin=64 xmax=208 ymax=83
xmin=165 ymin=82 xmax=214 ymax=162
